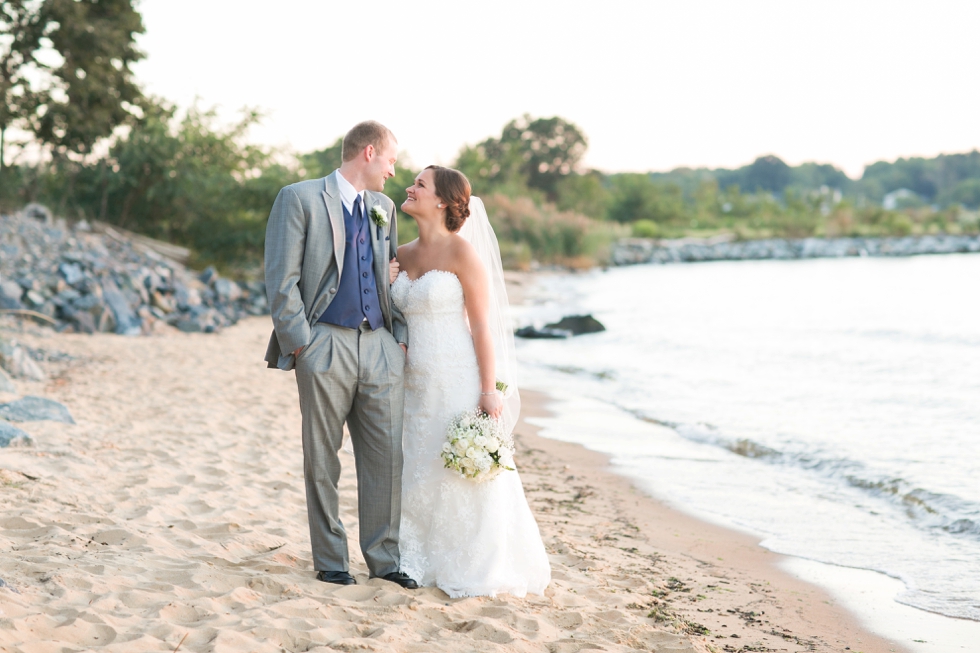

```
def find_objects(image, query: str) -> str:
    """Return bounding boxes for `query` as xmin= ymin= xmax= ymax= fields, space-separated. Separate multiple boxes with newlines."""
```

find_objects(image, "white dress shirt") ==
xmin=335 ymin=170 xmax=366 ymax=214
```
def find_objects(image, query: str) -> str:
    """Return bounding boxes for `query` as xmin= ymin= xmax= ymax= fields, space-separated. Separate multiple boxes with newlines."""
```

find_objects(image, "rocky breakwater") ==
xmin=611 ymin=233 xmax=980 ymax=265
xmin=0 ymin=204 xmax=268 ymax=335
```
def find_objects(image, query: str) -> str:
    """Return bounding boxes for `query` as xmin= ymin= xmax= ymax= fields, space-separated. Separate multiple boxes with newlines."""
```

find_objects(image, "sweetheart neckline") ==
xmin=397 ymin=269 xmax=459 ymax=284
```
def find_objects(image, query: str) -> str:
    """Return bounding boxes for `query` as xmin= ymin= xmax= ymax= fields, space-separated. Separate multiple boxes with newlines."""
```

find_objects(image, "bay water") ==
xmin=513 ymin=254 xmax=980 ymax=635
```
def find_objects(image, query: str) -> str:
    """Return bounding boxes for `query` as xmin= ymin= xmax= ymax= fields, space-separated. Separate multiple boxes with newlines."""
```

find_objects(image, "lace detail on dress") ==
xmin=391 ymin=270 xmax=550 ymax=598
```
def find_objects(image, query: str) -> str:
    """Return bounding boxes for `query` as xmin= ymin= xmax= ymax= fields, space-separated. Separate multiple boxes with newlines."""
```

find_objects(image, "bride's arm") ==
xmin=456 ymin=243 xmax=503 ymax=419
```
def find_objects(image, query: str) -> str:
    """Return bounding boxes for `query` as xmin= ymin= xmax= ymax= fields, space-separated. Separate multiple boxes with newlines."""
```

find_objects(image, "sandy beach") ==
xmin=0 ymin=313 xmax=906 ymax=653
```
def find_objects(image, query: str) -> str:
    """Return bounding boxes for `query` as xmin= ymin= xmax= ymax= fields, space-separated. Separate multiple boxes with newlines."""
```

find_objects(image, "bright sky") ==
xmin=133 ymin=0 xmax=980 ymax=178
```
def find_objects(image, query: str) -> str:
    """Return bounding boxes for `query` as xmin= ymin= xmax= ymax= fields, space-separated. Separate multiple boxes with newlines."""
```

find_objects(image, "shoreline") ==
xmin=611 ymin=233 xmax=980 ymax=266
xmin=517 ymin=388 xmax=908 ymax=653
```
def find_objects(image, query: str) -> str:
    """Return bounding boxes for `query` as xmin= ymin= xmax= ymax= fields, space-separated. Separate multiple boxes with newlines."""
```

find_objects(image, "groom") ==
xmin=264 ymin=120 xmax=416 ymax=589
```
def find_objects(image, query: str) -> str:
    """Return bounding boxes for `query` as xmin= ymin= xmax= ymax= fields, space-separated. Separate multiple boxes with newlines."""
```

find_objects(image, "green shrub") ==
xmin=632 ymin=219 xmax=659 ymax=238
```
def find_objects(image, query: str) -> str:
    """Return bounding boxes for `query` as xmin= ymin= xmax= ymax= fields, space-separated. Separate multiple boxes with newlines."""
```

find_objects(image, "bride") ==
xmin=389 ymin=165 xmax=551 ymax=598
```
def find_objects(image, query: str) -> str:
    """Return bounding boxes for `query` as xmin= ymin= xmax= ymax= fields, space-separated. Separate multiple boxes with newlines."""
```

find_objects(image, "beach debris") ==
xmin=612 ymin=234 xmax=980 ymax=265
xmin=0 ymin=396 xmax=75 ymax=424
xmin=0 ymin=340 xmax=46 ymax=381
xmin=0 ymin=421 xmax=33 ymax=447
xmin=545 ymin=314 xmax=606 ymax=335
xmin=515 ymin=325 xmax=571 ymax=339
xmin=0 ymin=204 xmax=269 ymax=335
xmin=0 ymin=368 xmax=14 ymax=393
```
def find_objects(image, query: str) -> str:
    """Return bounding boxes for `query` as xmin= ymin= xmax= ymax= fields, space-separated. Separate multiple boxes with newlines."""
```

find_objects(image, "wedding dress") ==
xmin=391 ymin=267 xmax=551 ymax=598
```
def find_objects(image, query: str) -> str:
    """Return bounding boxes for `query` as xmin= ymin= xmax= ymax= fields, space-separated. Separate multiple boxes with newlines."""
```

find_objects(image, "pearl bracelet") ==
xmin=480 ymin=391 xmax=497 ymax=396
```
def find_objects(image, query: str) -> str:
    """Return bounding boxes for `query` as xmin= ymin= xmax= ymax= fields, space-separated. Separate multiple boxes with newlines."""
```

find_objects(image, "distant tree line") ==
xmin=1 ymin=1 xmax=976 ymax=271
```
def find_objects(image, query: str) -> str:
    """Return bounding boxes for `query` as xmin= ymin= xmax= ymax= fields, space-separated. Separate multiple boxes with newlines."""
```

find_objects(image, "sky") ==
xmin=132 ymin=0 xmax=980 ymax=178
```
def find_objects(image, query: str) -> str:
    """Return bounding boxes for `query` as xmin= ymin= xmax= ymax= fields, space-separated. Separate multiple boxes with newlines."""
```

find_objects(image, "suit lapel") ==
xmin=365 ymin=193 xmax=392 ymax=329
xmin=322 ymin=172 xmax=345 ymax=273
xmin=365 ymin=193 xmax=387 ymax=271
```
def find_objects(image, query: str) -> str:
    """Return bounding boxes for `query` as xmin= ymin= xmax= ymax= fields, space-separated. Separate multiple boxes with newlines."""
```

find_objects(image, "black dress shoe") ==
xmin=316 ymin=570 xmax=356 ymax=585
xmin=380 ymin=571 xmax=419 ymax=589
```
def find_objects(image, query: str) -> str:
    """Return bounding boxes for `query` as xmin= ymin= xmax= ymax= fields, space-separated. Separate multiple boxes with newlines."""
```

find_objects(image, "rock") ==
xmin=544 ymin=314 xmax=606 ymax=335
xmin=0 ymin=367 xmax=15 ymax=393
xmin=175 ymin=307 xmax=223 ymax=333
xmin=199 ymin=265 xmax=219 ymax=285
xmin=0 ymin=279 xmax=24 ymax=309
xmin=0 ymin=396 xmax=75 ymax=424
xmin=59 ymin=262 xmax=85 ymax=285
xmin=0 ymin=206 xmax=268 ymax=337
xmin=22 ymin=203 xmax=53 ymax=222
xmin=100 ymin=277 xmax=141 ymax=336
xmin=0 ymin=421 xmax=33 ymax=447
xmin=0 ymin=342 xmax=46 ymax=382
xmin=214 ymin=278 xmax=242 ymax=302
xmin=69 ymin=310 xmax=97 ymax=334
xmin=515 ymin=326 xmax=572 ymax=339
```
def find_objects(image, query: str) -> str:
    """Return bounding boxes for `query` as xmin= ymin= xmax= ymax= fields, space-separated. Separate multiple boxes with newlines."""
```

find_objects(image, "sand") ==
xmin=0 ymin=314 xmax=906 ymax=653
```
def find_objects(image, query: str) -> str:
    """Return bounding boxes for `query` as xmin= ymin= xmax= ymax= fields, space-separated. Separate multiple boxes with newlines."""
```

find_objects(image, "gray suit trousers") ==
xmin=295 ymin=321 xmax=405 ymax=576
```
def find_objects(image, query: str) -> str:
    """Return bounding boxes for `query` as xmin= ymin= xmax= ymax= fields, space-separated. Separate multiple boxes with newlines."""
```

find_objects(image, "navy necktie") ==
xmin=352 ymin=194 xmax=363 ymax=225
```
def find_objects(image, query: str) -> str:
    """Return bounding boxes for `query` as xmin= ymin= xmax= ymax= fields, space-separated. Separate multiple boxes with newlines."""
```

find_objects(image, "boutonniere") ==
xmin=370 ymin=205 xmax=389 ymax=228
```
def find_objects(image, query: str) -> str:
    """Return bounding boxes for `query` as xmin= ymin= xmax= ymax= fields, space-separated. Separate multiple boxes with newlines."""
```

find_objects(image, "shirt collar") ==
xmin=335 ymin=170 xmax=365 ymax=213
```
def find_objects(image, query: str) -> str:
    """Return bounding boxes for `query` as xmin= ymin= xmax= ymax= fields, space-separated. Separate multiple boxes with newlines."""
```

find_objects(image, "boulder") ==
xmin=544 ymin=314 xmax=606 ymax=335
xmin=0 ymin=421 xmax=33 ymax=447
xmin=0 ymin=396 xmax=75 ymax=424
xmin=515 ymin=326 xmax=572 ymax=339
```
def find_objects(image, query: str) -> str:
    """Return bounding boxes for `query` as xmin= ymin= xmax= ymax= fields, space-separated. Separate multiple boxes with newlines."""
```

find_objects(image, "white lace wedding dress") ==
xmin=391 ymin=269 xmax=551 ymax=598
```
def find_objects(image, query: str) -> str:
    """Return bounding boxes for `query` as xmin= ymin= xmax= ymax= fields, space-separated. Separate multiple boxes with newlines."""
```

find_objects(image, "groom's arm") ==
xmin=265 ymin=186 xmax=312 ymax=357
xmin=387 ymin=202 xmax=409 ymax=349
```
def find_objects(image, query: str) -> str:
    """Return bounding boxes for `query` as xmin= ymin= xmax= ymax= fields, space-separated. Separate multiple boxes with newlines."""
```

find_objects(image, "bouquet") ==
xmin=442 ymin=408 xmax=515 ymax=483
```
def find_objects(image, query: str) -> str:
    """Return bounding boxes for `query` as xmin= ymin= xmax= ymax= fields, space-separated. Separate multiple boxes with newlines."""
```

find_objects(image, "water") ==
xmin=513 ymin=254 xmax=980 ymax=624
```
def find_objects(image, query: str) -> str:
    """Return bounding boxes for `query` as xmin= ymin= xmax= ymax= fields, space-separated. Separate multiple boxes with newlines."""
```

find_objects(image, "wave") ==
xmin=619 ymin=406 xmax=980 ymax=540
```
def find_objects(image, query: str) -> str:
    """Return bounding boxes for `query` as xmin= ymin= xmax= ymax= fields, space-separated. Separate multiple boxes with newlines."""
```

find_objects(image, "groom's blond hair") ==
xmin=342 ymin=121 xmax=396 ymax=162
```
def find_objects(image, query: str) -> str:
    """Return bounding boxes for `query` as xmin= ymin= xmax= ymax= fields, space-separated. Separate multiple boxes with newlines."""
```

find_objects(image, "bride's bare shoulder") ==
xmin=450 ymin=235 xmax=484 ymax=278
xmin=397 ymin=240 xmax=419 ymax=262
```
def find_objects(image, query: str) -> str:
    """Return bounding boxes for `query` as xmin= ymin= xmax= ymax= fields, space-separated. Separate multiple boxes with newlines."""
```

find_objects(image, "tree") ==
xmin=606 ymin=174 xmax=684 ymax=225
xmin=0 ymin=0 xmax=45 ymax=171
xmin=743 ymin=155 xmax=792 ymax=193
xmin=34 ymin=0 xmax=144 ymax=158
xmin=554 ymin=170 xmax=608 ymax=219
xmin=456 ymin=114 xmax=588 ymax=200
xmin=300 ymin=137 xmax=343 ymax=179
xmin=497 ymin=114 xmax=587 ymax=199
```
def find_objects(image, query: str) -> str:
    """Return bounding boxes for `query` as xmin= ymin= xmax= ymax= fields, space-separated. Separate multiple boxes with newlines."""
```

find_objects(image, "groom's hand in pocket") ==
xmin=292 ymin=346 xmax=304 ymax=359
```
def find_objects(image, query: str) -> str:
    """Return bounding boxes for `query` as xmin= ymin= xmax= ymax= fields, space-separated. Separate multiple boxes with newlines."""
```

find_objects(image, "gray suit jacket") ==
xmin=264 ymin=171 xmax=408 ymax=370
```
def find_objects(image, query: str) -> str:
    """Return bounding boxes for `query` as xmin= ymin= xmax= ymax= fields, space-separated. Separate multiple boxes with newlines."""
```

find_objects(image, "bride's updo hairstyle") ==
xmin=425 ymin=165 xmax=471 ymax=233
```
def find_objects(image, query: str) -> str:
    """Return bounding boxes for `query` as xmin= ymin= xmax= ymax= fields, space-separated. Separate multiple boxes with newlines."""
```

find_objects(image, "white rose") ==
xmin=485 ymin=438 xmax=499 ymax=453
xmin=474 ymin=435 xmax=488 ymax=448
xmin=442 ymin=442 xmax=452 ymax=453
xmin=371 ymin=205 xmax=388 ymax=226
xmin=465 ymin=447 xmax=478 ymax=459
